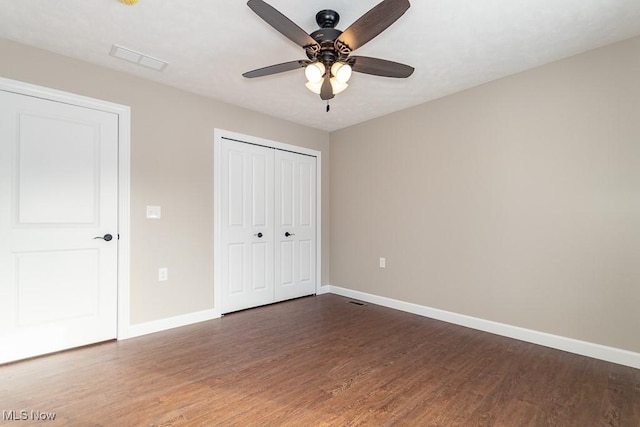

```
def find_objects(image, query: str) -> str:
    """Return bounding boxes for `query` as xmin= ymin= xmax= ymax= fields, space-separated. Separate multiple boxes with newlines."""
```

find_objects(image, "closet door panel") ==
xmin=220 ymin=139 xmax=274 ymax=313
xmin=274 ymin=150 xmax=316 ymax=301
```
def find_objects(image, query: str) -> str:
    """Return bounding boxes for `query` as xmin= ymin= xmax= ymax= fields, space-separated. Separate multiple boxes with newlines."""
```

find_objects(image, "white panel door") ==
xmin=219 ymin=139 xmax=275 ymax=313
xmin=0 ymin=90 xmax=118 ymax=364
xmin=274 ymin=150 xmax=316 ymax=301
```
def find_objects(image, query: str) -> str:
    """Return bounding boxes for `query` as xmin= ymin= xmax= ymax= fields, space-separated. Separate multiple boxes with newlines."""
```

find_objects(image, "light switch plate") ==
xmin=146 ymin=205 xmax=161 ymax=219
xmin=379 ymin=257 xmax=386 ymax=268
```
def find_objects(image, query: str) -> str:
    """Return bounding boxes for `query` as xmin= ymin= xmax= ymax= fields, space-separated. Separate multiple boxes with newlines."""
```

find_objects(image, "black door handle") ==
xmin=254 ymin=232 xmax=263 ymax=238
xmin=285 ymin=232 xmax=295 ymax=237
xmin=94 ymin=234 xmax=113 ymax=241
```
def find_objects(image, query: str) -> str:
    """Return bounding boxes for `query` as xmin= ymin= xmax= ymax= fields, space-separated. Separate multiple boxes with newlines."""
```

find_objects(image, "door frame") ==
xmin=0 ymin=77 xmax=132 ymax=339
xmin=213 ymin=128 xmax=322 ymax=315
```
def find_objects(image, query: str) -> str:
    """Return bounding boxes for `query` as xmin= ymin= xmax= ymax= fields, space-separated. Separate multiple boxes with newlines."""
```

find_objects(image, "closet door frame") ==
xmin=213 ymin=129 xmax=321 ymax=315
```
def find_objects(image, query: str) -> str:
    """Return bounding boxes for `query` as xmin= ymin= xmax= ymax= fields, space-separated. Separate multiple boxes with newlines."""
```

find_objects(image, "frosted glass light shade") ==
xmin=305 ymin=81 xmax=323 ymax=94
xmin=330 ymin=78 xmax=348 ymax=95
xmin=331 ymin=62 xmax=352 ymax=84
xmin=304 ymin=63 xmax=325 ymax=83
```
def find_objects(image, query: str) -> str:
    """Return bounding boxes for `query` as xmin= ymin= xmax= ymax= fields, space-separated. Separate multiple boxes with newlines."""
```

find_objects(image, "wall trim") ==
xmin=328 ymin=285 xmax=640 ymax=369
xmin=120 ymin=309 xmax=220 ymax=340
xmin=316 ymin=285 xmax=331 ymax=295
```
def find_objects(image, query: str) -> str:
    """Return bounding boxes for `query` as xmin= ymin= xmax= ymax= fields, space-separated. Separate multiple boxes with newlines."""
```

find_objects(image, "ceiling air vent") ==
xmin=109 ymin=44 xmax=168 ymax=72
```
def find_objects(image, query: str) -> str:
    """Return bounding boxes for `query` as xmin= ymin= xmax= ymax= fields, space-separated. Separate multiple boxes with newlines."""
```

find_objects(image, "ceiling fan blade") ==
xmin=247 ymin=0 xmax=319 ymax=49
xmin=337 ymin=0 xmax=410 ymax=52
xmin=320 ymin=73 xmax=334 ymax=100
xmin=349 ymin=56 xmax=414 ymax=78
xmin=243 ymin=60 xmax=309 ymax=78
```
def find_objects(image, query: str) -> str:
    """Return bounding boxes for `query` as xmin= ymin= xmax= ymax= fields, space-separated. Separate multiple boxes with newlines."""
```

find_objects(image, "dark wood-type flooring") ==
xmin=1 ymin=294 xmax=638 ymax=426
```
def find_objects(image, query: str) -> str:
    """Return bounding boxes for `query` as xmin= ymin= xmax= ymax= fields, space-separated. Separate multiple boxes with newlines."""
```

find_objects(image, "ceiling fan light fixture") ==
xmin=305 ymin=80 xmax=323 ymax=95
xmin=331 ymin=62 xmax=352 ymax=84
xmin=330 ymin=78 xmax=348 ymax=95
xmin=304 ymin=62 xmax=325 ymax=84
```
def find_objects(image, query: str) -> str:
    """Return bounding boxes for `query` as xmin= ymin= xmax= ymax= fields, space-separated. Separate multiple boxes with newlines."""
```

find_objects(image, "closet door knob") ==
xmin=254 ymin=232 xmax=263 ymax=238
xmin=285 ymin=232 xmax=295 ymax=237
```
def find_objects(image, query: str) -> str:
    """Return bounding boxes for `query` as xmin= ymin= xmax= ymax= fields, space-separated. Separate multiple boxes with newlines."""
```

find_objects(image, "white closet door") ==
xmin=220 ymin=139 xmax=275 ymax=313
xmin=274 ymin=150 xmax=316 ymax=301
xmin=0 ymin=90 xmax=119 ymax=364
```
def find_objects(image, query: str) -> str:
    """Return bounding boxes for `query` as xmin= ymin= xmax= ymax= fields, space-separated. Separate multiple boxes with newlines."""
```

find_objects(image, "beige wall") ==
xmin=0 ymin=38 xmax=330 ymax=325
xmin=330 ymin=36 xmax=640 ymax=353
xmin=4 ymin=34 xmax=639 ymax=354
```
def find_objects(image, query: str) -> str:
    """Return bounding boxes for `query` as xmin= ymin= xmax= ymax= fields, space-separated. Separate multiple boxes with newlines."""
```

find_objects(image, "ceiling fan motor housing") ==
xmin=309 ymin=10 xmax=348 ymax=65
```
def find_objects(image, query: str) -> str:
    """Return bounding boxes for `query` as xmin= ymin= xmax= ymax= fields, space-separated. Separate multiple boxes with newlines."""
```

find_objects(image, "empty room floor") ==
xmin=1 ymin=294 xmax=638 ymax=426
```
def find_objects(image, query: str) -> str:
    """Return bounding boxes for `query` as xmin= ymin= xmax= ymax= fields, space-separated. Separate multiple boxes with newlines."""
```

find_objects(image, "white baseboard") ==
xmin=316 ymin=284 xmax=331 ymax=295
xmin=328 ymin=285 xmax=640 ymax=369
xmin=119 ymin=309 xmax=220 ymax=340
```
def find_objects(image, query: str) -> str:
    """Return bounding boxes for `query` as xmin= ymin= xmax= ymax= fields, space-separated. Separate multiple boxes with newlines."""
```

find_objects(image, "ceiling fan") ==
xmin=242 ymin=0 xmax=414 ymax=104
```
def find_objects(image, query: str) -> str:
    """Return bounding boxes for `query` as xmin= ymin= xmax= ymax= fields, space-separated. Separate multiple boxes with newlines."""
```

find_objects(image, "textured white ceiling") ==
xmin=1 ymin=0 xmax=639 ymax=131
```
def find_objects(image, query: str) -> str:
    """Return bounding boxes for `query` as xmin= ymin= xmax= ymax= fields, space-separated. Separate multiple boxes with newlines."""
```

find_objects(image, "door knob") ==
xmin=285 ymin=232 xmax=295 ymax=237
xmin=254 ymin=232 xmax=263 ymax=238
xmin=94 ymin=234 xmax=113 ymax=241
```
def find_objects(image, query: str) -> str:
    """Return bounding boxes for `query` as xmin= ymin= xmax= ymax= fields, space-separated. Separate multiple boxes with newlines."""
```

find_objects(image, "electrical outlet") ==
xmin=379 ymin=257 xmax=386 ymax=268
xmin=158 ymin=267 xmax=168 ymax=281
